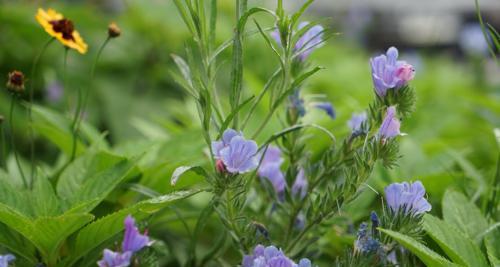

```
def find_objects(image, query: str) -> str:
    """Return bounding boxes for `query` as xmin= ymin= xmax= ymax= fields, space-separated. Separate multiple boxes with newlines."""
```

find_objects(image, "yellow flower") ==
xmin=35 ymin=8 xmax=88 ymax=54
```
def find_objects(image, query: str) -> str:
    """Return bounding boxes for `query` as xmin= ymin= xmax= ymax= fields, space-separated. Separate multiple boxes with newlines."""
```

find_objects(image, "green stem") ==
xmin=28 ymin=37 xmax=54 ymax=184
xmin=474 ymin=0 xmax=497 ymax=62
xmin=9 ymin=95 xmax=28 ymax=188
xmin=0 ymin=123 xmax=6 ymax=168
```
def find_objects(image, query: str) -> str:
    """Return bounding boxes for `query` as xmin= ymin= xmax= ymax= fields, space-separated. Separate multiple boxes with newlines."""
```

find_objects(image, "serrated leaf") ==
xmin=0 ymin=171 xmax=31 ymax=215
xmin=423 ymin=214 xmax=488 ymax=267
xmin=379 ymin=228 xmax=459 ymax=267
xmin=30 ymin=170 xmax=62 ymax=217
xmin=69 ymin=189 xmax=199 ymax=266
xmin=442 ymin=190 xmax=488 ymax=241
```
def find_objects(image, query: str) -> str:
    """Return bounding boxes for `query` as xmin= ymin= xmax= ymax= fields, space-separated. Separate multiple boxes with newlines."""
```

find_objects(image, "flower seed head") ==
xmin=108 ymin=22 xmax=121 ymax=38
xmin=7 ymin=70 xmax=25 ymax=94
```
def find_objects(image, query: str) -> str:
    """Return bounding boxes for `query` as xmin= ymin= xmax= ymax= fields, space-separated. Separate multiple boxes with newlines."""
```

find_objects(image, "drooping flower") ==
xmin=97 ymin=249 xmax=132 ymax=267
xmin=6 ymin=70 xmax=25 ymax=94
xmin=370 ymin=47 xmax=415 ymax=97
xmin=378 ymin=106 xmax=400 ymax=140
xmin=292 ymin=168 xmax=308 ymax=199
xmin=258 ymin=146 xmax=286 ymax=196
xmin=312 ymin=102 xmax=336 ymax=119
xmin=35 ymin=8 xmax=88 ymax=54
xmin=295 ymin=22 xmax=325 ymax=61
xmin=0 ymin=254 xmax=15 ymax=267
xmin=122 ymin=215 xmax=151 ymax=253
xmin=348 ymin=112 xmax=367 ymax=133
xmin=384 ymin=181 xmax=432 ymax=215
xmin=242 ymin=245 xmax=312 ymax=267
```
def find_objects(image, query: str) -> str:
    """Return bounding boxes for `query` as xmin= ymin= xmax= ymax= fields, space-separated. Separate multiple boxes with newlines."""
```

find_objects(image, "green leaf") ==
xmin=171 ymin=166 xmax=208 ymax=186
xmin=0 ymin=223 xmax=37 ymax=264
xmin=217 ymin=96 xmax=254 ymax=139
xmin=30 ymin=170 xmax=62 ymax=217
xmin=379 ymin=228 xmax=459 ymax=267
xmin=484 ymin=228 xmax=500 ymax=267
xmin=442 ymin=190 xmax=489 ymax=241
xmin=0 ymin=171 xmax=31 ymax=215
xmin=56 ymin=150 xmax=123 ymax=201
xmin=69 ymin=189 xmax=200 ymax=266
xmin=423 ymin=215 xmax=489 ymax=267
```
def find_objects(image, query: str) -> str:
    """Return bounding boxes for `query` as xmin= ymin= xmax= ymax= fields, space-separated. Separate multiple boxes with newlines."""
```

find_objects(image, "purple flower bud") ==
xmin=242 ymin=245 xmax=312 ymax=267
xmin=370 ymin=47 xmax=415 ymax=97
xmin=295 ymin=22 xmax=325 ymax=61
xmin=378 ymin=106 xmax=400 ymax=140
xmin=97 ymin=249 xmax=132 ymax=267
xmin=122 ymin=215 xmax=151 ymax=253
xmin=294 ymin=212 xmax=306 ymax=230
xmin=220 ymin=135 xmax=259 ymax=174
xmin=292 ymin=168 xmax=308 ymax=199
xmin=312 ymin=102 xmax=336 ymax=119
xmin=0 ymin=254 xmax=15 ymax=267
xmin=258 ymin=146 xmax=286 ymax=196
xmin=348 ymin=112 xmax=367 ymax=133
xmin=384 ymin=181 xmax=432 ymax=216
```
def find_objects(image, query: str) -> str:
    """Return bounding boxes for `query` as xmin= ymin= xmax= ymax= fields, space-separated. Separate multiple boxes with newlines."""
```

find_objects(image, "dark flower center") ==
xmin=9 ymin=72 xmax=24 ymax=86
xmin=50 ymin=19 xmax=75 ymax=40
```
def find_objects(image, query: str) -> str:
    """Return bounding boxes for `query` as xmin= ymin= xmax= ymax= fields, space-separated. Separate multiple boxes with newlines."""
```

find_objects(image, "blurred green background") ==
xmin=0 ymin=0 xmax=499 ymax=264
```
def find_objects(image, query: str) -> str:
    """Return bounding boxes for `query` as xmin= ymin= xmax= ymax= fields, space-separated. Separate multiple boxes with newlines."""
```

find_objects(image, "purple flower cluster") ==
xmin=98 ymin=215 xmax=151 ymax=267
xmin=242 ymin=245 xmax=312 ymax=267
xmin=384 ymin=181 xmax=432 ymax=215
xmin=272 ymin=21 xmax=324 ymax=61
xmin=212 ymin=129 xmax=259 ymax=174
xmin=370 ymin=47 xmax=415 ymax=97
xmin=258 ymin=146 xmax=308 ymax=200
xmin=378 ymin=106 xmax=400 ymax=140
xmin=0 ymin=254 xmax=15 ymax=267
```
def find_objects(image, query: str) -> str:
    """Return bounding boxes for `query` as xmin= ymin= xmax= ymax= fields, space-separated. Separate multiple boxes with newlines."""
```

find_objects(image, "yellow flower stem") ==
xmin=28 ymin=37 xmax=54 ymax=186
xmin=9 ymin=95 xmax=28 ymax=188
xmin=70 ymin=36 xmax=111 ymax=162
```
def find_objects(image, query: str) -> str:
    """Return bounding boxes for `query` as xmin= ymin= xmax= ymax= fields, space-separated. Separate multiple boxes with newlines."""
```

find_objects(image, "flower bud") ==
xmin=215 ymin=159 xmax=226 ymax=174
xmin=108 ymin=22 xmax=121 ymax=38
xmin=6 ymin=71 xmax=25 ymax=94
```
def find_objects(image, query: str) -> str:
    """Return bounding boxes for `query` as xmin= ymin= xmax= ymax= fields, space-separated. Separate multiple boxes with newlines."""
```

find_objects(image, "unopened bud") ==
xmin=6 ymin=70 xmax=25 ymax=94
xmin=216 ymin=159 xmax=226 ymax=174
xmin=108 ymin=22 xmax=121 ymax=38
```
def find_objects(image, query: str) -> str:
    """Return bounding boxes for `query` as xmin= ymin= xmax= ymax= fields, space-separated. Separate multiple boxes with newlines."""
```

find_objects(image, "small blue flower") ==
xmin=378 ymin=106 xmax=400 ymax=140
xmin=0 ymin=254 xmax=15 ymax=267
xmin=384 ymin=181 xmax=431 ymax=215
xmin=312 ymin=102 xmax=336 ymax=119
xmin=348 ymin=112 xmax=367 ymax=133
xmin=97 ymin=249 xmax=132 ymax=267
xmin=122 ymin=215 xmax=151 ymax=253
xmin=258 ymin=146 xmax=286 ymax=196
xmin=211 ymin=129 xmax=242 ymax=159
xmin=242 ymin=245 xmax=312 ymax=267
xmin=370 ymin=47 xmax=415 ymax=97
xmin=295 ymin=22 xmax=325 ymax=61
xmin=354 ymin=223 xmax=380 ymax=254
xmin=292 ymin=168 xmax=308 ymax=199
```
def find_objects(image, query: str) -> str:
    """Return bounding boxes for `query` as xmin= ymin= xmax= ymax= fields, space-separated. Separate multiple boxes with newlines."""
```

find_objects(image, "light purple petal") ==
xmin=221 ymin=136 xmax=259 ymax=174
xmin=378 ymin=106 xmax=400 ymax=139
xmin=292 ymin=169 xmax=308 ymax=199
xmin=122 ymin=215 xmax=150 ymax=253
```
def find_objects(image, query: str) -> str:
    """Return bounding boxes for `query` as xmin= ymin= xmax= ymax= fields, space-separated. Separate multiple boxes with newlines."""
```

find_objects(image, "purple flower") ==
xmin=258 ymin=146 xmax=286 ymax=196
xmin=294 ymin=212 xmax=306 ymax=230
xmin=370 ymin=47 xmax=415 ymax=97
xmin=212 ymin=129 xmax=259 ymax=174
xmin=378 ymin=106 xmax=400 ymax=140
xmin=45 ymin=81 xmax=63 ymax=103
xmin=354 ymin=223 xmax=381 ymax=254
xmin=0 ymin=254 xmax=15 ymax=267
xmin=348 ymin=112 xmax=367 ymax=132
xmin=211 ymin=129 xmax=242 ymax=159
xmin=242 ymin=245 xmax=311 ymax=267
xmin=292 ymin=168 xmax=308 ymax=199
xmin=312 ymin=102 xmax=336 ymax=119
xmin=220 ymin=135 xmax=259 ymax=174
xmin=122 ymin=215 xmax=151 ymax=253
xmin=384 ymin=181 xmax=432 ymax=215
xmin=97 ymin=249 xmax=132 ymax=267
xmin=271 ymin=22 xmax=324 ymax=61
xmin=295 ymin=22 xmax=325 ymax=61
